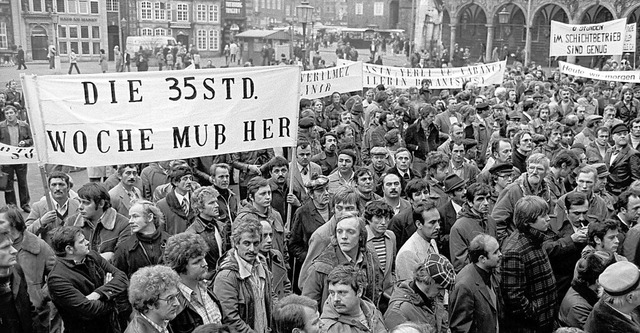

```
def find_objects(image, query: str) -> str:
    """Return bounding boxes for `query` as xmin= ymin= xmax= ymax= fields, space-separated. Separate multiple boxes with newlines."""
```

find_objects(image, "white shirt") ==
xmin=452 ymin=201 xmax=463 ymax=215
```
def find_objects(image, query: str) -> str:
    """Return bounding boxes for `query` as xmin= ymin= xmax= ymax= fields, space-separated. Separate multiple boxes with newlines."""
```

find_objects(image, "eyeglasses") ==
xmin=158 ymin=293 xmax=180 ymax=304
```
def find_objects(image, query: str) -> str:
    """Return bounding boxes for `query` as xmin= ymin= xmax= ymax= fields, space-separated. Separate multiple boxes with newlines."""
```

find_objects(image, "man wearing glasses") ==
xmin=492 ymin=153 xmax=553 ymax=243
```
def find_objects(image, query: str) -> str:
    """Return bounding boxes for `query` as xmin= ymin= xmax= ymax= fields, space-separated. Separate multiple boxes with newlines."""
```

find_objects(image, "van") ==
xmin=125 ymin=36 xmax=177 ymax=54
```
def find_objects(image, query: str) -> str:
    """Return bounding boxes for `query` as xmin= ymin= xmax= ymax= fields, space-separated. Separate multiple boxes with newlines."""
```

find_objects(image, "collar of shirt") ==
xmin=53 ymin=198 xmax=69 ymax=213
xmin=450 ymin=160 xmax=463 ymax=171
xmin=452 ymin=201 xmax=462 ymax=215
xmin=174 ymin=191 xmax=188 ymax=205
xmin=340 ymin=247 xmax=364 ymax=264
xmin=140 ymin=313 xmax=169 ymax=333
xmin=234 ymin=250 xmax=266 ymax=280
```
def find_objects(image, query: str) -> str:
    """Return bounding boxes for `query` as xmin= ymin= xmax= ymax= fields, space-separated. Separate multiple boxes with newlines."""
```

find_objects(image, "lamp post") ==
xmin=286 ymin=16 xmax=298 ymax=61
xmin=524 ymin=0 xmax=532 ymax=66
xmin=296 ymin=0 xmax=313 ymax=68
xmin=121 ymin=17 xmax=127 ymax=51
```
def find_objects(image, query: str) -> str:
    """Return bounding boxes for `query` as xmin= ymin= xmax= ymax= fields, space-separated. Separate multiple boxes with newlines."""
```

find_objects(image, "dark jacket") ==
xmin=0 ymin=119 xmax=33 ymax=146
xmin=0 ymin=264 xmax=35 ymax=333
xmin=113 ymin=230 xmax=170 ymax=277
xmin=67 ymin=207 xmax=131 ymax=254
xmin=170 ymin=285 xmax=222 ymax=333
xmin=388 ymin=207 xmax=415 ymax=252
xmin=289 ymin=200 xmax=329 ymax=263
xmin=500 ymin=225 xmax=557 ymax=333
xmin=584 ymin=299 xmax=640 ymax=333
xmin=437 ymin=201 xmax=457 ymax=259
xmin=264 ymin=249 xmax=292 ymax=300
xmin=157 ymin=190 xmax=197 ymax=235
xmin=405 ymin=121 xmax=443 ymax=160
xmin=605 ymin=145 xmax=640 ymax=195
xmin=322 ymin=297 xmax=387 ymax=333
xmin=449 ymin=206 xmax=497 ymax=272
xmin=449 ymin=264 xmax=502 ymax=333
xmin=185 ymin=215 xmax=228 ymax=275
xmin=48 ymin=252 xmax=129 ymax=333
xmin=212 ymin=249 xmax=273 ymax=333
xmin=234 ymin=203 xmax=286 ymax=262
xmin=558 ymin=284 xmax=597 ymax=329
xmin=384 ymin=280 xmax=447 ymax=332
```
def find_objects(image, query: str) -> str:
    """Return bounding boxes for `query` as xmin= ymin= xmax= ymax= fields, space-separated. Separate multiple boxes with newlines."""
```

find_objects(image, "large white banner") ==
xmin=0 ymin=142 xmax=37 ymax=164
xmin=624 ymin=23 xmax=637 ymax=53
xmin=300 ymin=62 xmax=363 ymax=99
xmin=550 ymin=19 xmax=626 ymax=57
xmin=338 ymin=60 xmax=506 ymax=89
xmin=559 ymin=61 xmax=640 ymax=83
xmin=22 ymin=66 xmax=300 ymax=167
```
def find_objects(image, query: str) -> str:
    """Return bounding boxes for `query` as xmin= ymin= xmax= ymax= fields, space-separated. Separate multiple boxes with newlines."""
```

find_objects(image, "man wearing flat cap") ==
xmin=574 ymin=114 xmax=603 ymax=148
xmin=584 ymin=261 xmax=640 ymax=332
xmin=488 ymin=162 xmax=515 ymax=204
xmin=437 ymin=174 xmax=467 ymax=259
xmin=366 ymin=147 xmax=390 ymax=193
xmin=298 ymin=117 xmax=323 ymax=156
xmin=592 ymin=163 xmax=615 ymax=210
xmin=605 ymin=123 xmax=640 ymax=196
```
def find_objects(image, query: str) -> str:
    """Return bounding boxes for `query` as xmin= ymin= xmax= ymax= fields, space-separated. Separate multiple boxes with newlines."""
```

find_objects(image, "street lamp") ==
xmin=498 ymin=8 xmax=510 ymax=40
xmin=121 ymin=17 xmax=127 ymax=50
xmin=296 ymin=0 xmax=314 ymax=67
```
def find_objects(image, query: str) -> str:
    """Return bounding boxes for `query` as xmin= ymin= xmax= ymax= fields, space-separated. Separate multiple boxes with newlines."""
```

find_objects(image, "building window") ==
xmin=197 ymin=4 xmax=207 ymax=22
xmin=58 ymin=25 xmax=67 ymax=38
xmin=373 ymin=2 xmax=383 ymax=16
xmin=80 ymin=26 xmax=89 ymax=38
xmin=167 ymin=3 xmax=172 ymax=21
xmin=142 ymin=28 xmax=153 ymax=36
xmin=209 ymin=29 xmax=219 ymax=51
xmin=70 ymin=41 xmax=78 ymax=53
xmin=154 ymin=2 xmax=166 ymax=20
xmin=33 ymin=0 xmax=43 ymax=12
xmin=93 ymin=42 xmax=100 ymax=54
xmin=266 ymin=0 xmax=271 ymax=9
xmin=59 ymin=41 xmax=68 ymax=54
xmin=67 ymin=0 xmax=77 ymax=13
xmin=0 ymin=22 xmax=7 ymax=49
xmin=78 ymin=0 xmax=88 ymax=14
xmin=197 ymin=29 xmax=207 ymax=50
xmin=260 ymin=0 xmax=265 ymax=9
xmin=106 ymin=0 xmax=118 ymax=11
xmin=81 ymin=41 xmax=89 ymax=54
xmin=355 ymin=3 xmax=363 ymax=15
xmin=208 ymin=5 xmax=219 ymax=23
xmin=90 ymin=0 xmax=98 ymax=14
xmin=155 ymin=28 xmax=166 ymax=36
xmin=277 ymin=0 xmax=281 ymax=10
xmin=177 ymin=4 xmax=188 ymax=21
xmin=69 ymin=26 xmax=78 ymax=38
xmin=141 ymin=1 xmax=152 ymax=20
xmin=92 ymin=26 xmax=100 ymax=38
xmin=56 ymin=0 xmax=65 ymax=12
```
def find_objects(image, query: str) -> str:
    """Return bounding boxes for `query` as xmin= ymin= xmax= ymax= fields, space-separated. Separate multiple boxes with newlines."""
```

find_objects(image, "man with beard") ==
xmin=267 ymin=156 xmax=301 ymax=224
xmin=534 ymin=122 xmax=564 ymax=161
xmin=493 ymin=153 xmax=552 ymax=243
xmin=449 ymin=184 xmax=497 ymax=272
xmin=354 ymin=168 xmax=380 ymax=208
xmin=366 ymin=147 xmax=390 ymax=193
xmin=320 ymin=265 xmax=387 ymax=333
xmin=551 ymin=87 xmax=576 ymax=116
xmin=291 ymin=140 xmax=322 ymax=202
xmin=479 ymin=139 xmax=513 ymax=184
xmin=312 ymin=132 xmax=338 ymax=176
xmin=603 ymin=105 xmax=624 ymax=129
xmin=157 ymin=166 xmax=197 ymax=235
xmin=370 ymin=112 xmax=397 ymax=149
xmin=327 ymin=148 xmax=356 ymax=193
xmin=587 ymin=127 xmax=611 ymax=163
xmin=27 ymin=171 xmax=80 ymax=246
xmin=511 ymin=130 xmax=534 ymax=173
xmin=606 ymin=124 xmax=640 ymax=195
xmin=378 ymin=173 xmax=410 ymax=215
xmin=615 ymin=87 xmax=639 ymax=126
xmin=449 ymin=234 xmax=502 ymax=333
xmin=125 ymin=265 xmax=181 ymax=333
xmin=258 ymin=220 xmax=292 ymax=300
xmin=396 ymin=201 xmax=442 ymax=281
xmin=109 ymin=165 xmax=143 ymax=217
xmin=303 ymin=215 xmax=384 ymax=312
xmin=67 ymin=182 xmax=130 ymax=261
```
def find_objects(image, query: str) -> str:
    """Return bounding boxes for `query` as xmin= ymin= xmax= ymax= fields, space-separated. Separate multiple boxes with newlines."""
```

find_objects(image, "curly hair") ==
xmin=128 ymin=265 xmax=180 ymax=314
xmin=163 ymin=233 xmax=209 ymax=274
xmin=231 ymin=219 xmax=262 ymax=245
xmin=191 ymin=186 xmax=220 ymax=214
xmin=130 ymin=199 xmax=165 ymax=229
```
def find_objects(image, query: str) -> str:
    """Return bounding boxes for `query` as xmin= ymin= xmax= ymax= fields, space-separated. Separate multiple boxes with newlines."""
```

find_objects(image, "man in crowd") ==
xmin=214 ymin=220 xmax=273 ymax=332
xmin=210 ymin=163 xmax=239 ymax=225
xmin=586 ymin=126 xmax=611 ymax=163
xmin=0 ymin=232 xmax=33 ymax=333
xmin=553 ymin=165 xmax=609 ymax=231
xmin=545 ymin=149 xmax=579 ymax=210
xmin=273 ymin=294 xmax=323 ymax=333
xmin=606 ymin=123 xmax=640 ymax=196
xmin=267 ymin=156 xmax=301 ymax=224
xmin=449 ymin=234 xmax=502 ymax=333
xmin=320 ymin=265 xmax=387 ymax=333
xmin=388 ymin=179 xmax=433 ymax=251
xmin=158 ymin=165 xmax=197 ymax=234
xmin=258 ymin=220 xmax=292 ymax=299
xmin=27 ymin=171 xmax=80 ymax=245
xmin=68 ymin=182 xmax=130 ymax=261
xmin=366 ymin=147 xmax=390 ymax=190
xmin=312 ymin=132 xmax=338 ymax=176
xmin=396 ymin=201 xmax=441 ymax=281
xmin=0 ymin=105 xmax=32 ymax=213
xmin=379 ymin=173 xmax=410 ymax=215
xmin=438 ymin=174 xmax=467 ymax=259
xmin=109 ymin=165 xmax=143 ymax=217
xmin=291 ymin=140 xmax=322 ymax=201
xmin=511 ymin=130 xmax=534 ymax=173
xmin=500 ymin=196 xmax=557 ymax=333
xmin=354 ymin=168 xmax=380 ymax=208
xmin=364 ymin=201 xmax=396 ymax=309
xmin=48 ymin=226 xmax=128 ymax=333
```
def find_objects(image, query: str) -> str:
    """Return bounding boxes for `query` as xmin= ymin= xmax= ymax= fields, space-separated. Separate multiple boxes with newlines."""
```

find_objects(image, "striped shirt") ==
xmin=370 ymin=236 xmax=387 ymax=273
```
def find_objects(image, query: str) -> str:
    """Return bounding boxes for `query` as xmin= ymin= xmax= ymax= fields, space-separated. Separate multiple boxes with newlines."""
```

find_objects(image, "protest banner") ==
xmin=300 ymin=61 xmax=363 ymax=98
xmin=558 ymin=61 xmax=640 ymax=83
xmin=22 ymin=66 xmax=300 ymax=167
xmin=624 ymin=23 xmax=637 ymax=53
xmin=0 ymin=142 xmax=37 ymax=164
xmin=338 ymin=59 xmax=506 ymax=89
xmin=550 ymin=19 xmax=626 ymax=57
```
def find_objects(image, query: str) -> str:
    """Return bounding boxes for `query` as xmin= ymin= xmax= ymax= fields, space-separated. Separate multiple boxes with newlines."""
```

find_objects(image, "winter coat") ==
xmin=449 ymin=207 xmax=497 ymax=272
xmin=212 ymin=249 xmax=273 ymax=333
xmin=322 ymin=297 xmax=387 ymax=333
xmin=26 ymin=196 xmax=80 ymax=246
xmin=169 ymin=284 xmax=222 ymax=333
xmin=449 ymin=264 xmax=501 ymax=333
xmin=67 ymin=207 xmax=131 ymax=254
xmin=584 ymin=299 xmax=640 ymax=333
xmin=234 ymin=203 xmax=286 ymax=262
xmin=558 ymin=285 xmax=597 ymax=329
xmin=157 ymin=190 xmax=197 ymax=235
xmin=185 ymin=216 xmax=227 ymax=274
xmin=289 ymin=199 xmax=329 ymax=263
xmin=0 ymin=264 xmax=36 ymax=333
xmin=112 ymin=230 xmax=170 ymax=277
xmin=384 ymin=280 xmax=447 ymax=332
xmin=264 ymin=249 xmax=292 ymax=300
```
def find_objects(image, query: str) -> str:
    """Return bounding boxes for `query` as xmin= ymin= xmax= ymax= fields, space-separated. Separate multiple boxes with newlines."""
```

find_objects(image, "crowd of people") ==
xmin=3 ymin=54 xmax=640 ymax=333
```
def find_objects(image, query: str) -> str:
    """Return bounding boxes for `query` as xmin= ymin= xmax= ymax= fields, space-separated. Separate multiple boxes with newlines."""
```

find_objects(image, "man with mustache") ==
xmin=493 ymin=153 xmax=552 ymax=243
xmin=214 ymin=220 xmax=272 ymax=333
xmin=396 ymin=201 xmax=442 ymax=282
xmin=267 ymin=156 xmax=301 ymax=224
xmin=378 ymin=173 xmax=410 ymax=216
xmin=26 ymin=171 xmax=80 ymax=246
xmin=312 ymin=132 xmax=339 ymax=176
xmin=125 ymin=265 xmax=182 ymax=333
xmin=109 ymin=165 xmax=143 ymax=217
xmin=449 ymin=183 xmax=497 ymax=272
xmin=158 ymin=166 xmax=197 ymax=235
xmin=320 ymin=265 xmax=387 ymax=333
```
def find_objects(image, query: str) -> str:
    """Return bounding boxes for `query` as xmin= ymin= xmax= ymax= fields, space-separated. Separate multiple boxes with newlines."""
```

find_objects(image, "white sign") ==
xmin=0 ymin=142 xmax=37 ymax=164
xmin=22 ymin=66 xmax=300 ymax=167
xmin=338 ymin=60 xmax=506 ymax=89
xmin=300 ymin=62 xmax=363 ymax=99
xmin=550 ymin=19 xmax=626 ymax=57
xmin=624 ymin=23 xmax=637 ymax=53
xmin=559 ymin=61 xmax=640 ymax=83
